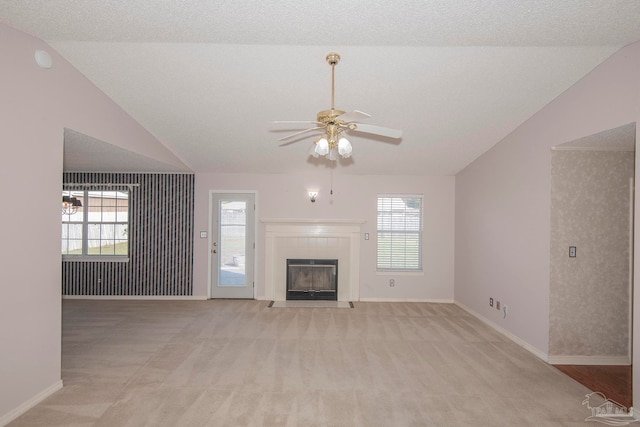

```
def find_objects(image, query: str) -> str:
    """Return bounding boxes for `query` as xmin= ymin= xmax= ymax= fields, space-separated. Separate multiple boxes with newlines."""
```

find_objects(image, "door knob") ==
xmin=212 ymin=249 xmax=217 ymax=254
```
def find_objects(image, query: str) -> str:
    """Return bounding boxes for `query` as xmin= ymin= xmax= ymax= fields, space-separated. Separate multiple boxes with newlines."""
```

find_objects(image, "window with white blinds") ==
xmin=377 ymin=195 xmax=423 ymax=271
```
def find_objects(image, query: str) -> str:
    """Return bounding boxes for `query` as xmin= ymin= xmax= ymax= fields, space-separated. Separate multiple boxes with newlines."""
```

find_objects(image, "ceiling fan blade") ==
xmin=350 ymin=123 xmax=402 ymax=139
xmin=271 ymin=120 xmax=322 ymax=126
xmin=338 ymin=110 xmax=371 ymax=123
xmin=277 ymin=126 xmax=325 ymax=141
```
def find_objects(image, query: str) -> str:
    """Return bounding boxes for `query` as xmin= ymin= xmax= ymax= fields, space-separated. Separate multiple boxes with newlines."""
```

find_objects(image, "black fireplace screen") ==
xmin=286 ymin=259 xmax=338 ymax=300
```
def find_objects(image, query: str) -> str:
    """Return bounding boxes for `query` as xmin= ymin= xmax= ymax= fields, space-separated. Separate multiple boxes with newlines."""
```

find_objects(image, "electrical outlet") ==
xmin=489 ymin=298 xmax=494 ymax=307
xmin=496 ymin=301 xmax=500 ymax=310
xmin=389 ymin=279 xmax=395 ymax=287
xmin=569 ymin=246 xmax=576 ymax=257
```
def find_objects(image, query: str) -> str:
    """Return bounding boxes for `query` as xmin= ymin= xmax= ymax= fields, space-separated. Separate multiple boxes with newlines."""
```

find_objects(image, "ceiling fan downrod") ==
xmin=326 ymin=52 xmax=340 ymax=112
xmin=316 ymin=53 xmax=344 ymax=125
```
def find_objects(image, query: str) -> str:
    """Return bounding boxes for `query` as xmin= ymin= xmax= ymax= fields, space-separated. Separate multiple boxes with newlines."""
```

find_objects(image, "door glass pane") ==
xmin=219 ymin=200 xmax=246 ymax=286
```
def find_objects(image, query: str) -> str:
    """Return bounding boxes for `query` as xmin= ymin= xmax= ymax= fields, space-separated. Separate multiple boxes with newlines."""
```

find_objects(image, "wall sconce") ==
xmin=308 ymin=191 xmax=318 ymax=203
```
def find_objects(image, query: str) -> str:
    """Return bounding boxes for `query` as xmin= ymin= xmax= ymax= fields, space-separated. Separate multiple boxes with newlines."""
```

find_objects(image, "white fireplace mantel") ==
xmin=261 ymin=219 xmax=364 ymax=301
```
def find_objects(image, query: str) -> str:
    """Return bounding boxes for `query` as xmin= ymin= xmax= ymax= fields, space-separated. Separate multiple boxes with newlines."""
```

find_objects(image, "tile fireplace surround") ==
xmin=262 ymin=219 xmax=364 ymax=301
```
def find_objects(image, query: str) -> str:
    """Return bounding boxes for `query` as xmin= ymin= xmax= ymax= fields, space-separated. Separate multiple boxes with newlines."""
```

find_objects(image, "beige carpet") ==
xmin=9 ymin=300 xmax=596 ymax=426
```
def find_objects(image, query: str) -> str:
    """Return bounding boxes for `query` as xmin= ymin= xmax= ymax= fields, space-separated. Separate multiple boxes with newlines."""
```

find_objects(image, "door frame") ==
xmin=207 ymin=190 xmax=258 ymax=299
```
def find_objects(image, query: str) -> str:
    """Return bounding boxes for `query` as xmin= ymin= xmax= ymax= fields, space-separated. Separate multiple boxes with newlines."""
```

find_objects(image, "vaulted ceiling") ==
xmin=2 ymin=1 xmax=640 ymax=175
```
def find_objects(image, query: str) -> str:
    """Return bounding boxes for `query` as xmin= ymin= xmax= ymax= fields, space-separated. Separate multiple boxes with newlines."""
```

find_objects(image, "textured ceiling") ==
xmin=2 ymin=1 xmax=640 ymax=175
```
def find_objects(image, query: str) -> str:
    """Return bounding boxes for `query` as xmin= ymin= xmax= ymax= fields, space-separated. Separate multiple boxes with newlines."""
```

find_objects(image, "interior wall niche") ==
xmin=548 ymin=123 xmax=635 ymax=363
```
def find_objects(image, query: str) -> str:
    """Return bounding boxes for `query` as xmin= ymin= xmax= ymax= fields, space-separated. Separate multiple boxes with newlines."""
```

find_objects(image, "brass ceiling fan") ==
xmin=272 ymin=52 xmax=402 ymax=160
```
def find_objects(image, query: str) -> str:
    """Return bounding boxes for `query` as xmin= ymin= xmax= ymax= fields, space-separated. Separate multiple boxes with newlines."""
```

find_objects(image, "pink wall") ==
xmin=193 ymin=173 xmax=455 ymax=302
xmin=455 ymin=41 xmax=640 ymax=362
xmin=3 ymin=16 xmax=639 ymax=419
xmin=0 ymin=23 xmax=188 ymax=423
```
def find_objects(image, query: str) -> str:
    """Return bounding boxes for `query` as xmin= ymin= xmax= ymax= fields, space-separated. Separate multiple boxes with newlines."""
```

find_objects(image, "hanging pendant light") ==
xmin=62 ymin=195 xmax=82 ymax=215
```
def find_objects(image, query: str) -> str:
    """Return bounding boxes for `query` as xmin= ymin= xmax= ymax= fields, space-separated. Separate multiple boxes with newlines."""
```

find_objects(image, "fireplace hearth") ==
xmin=286 ymin=259 xmax=338 ymax=301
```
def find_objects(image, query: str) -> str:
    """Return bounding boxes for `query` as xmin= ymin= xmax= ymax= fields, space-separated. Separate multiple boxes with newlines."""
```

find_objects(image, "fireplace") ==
xmin=262 ymin=219 xmax=362 ymax=301
xmin=286 ymin=259 xmax=338 ymax=300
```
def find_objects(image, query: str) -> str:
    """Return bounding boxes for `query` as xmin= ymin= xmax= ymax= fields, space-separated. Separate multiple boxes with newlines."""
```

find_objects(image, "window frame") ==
xmin=62 ymin=187 xmax=130 ymax=262
xmin=376 ymin=194 xmax=424 ymax=273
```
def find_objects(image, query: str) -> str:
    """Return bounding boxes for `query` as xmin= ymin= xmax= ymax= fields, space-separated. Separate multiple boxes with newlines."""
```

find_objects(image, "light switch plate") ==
xmin=200 ymin=231 xmax=207 ymax=239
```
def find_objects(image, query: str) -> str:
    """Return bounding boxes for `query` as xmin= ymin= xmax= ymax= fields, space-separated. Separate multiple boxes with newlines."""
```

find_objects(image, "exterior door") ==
xmin=210 ymin=192 xmax=255 ymax=299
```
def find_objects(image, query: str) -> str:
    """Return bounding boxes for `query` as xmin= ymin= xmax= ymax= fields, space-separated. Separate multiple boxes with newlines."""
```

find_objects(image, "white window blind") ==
xmin=377 ymin=195 xmax=423 ymax=271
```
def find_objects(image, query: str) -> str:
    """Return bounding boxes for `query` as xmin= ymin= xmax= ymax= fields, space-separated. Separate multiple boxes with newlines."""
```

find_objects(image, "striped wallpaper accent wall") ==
xmin=62 ymin=173 xmax=194 ymax=296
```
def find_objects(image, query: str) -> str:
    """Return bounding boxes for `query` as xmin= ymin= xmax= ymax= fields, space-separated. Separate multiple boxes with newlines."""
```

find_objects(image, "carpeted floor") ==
xmin=9 ymin=300 xmax=602 ymax=426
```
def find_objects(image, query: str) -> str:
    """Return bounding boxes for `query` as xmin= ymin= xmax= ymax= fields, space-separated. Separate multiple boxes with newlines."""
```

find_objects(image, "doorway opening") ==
xmin=209 ymin=192 xmax=256 ymax=299
xmin=549 ymin=122 xmax=635 ymax=408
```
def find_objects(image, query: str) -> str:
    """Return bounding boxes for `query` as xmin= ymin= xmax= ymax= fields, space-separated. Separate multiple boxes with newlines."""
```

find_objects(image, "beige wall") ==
xmin=0 ymin=23 xmax=188 ymax=423
xmin=193 ymin=173 xmax=455 ymax=302
xmin=549 ymin=147 xmax=634 ymax=361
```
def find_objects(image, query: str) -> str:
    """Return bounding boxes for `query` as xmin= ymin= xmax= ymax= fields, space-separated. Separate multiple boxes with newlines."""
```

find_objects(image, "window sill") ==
xmin=376 ymin=270 xmax=423 ymax=276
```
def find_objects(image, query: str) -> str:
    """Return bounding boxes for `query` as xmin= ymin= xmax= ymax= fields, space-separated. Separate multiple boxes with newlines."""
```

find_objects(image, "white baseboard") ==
xmin=454 ymin=301 xmax=549 ymax=362
xmin=63 ymin=295 xmax=208 ymax=300
xmin=255 ymin=297 xmax=455 ymax=304
xmin=547 ymin=355 xmax=630 ymax=366
xmin=358 ymin=298 xmax=455 ymax=303
xmin=0 ymin=380 xmax=63 ymax=427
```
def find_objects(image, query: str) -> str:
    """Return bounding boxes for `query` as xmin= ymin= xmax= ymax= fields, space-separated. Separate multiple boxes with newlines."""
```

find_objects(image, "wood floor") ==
xmin=554 ymin=365 xmax=632 ymax=408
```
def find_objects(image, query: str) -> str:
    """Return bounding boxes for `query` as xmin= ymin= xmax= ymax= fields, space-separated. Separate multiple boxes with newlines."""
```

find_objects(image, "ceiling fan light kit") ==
xmin=274 ymin=52 xmax=402 ymax=162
